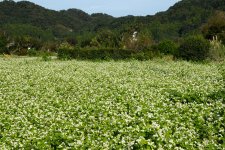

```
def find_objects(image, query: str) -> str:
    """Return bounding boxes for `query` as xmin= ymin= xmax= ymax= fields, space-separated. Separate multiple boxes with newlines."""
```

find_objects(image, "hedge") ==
xmin=58 ymin=48 xmax=155 ymax=60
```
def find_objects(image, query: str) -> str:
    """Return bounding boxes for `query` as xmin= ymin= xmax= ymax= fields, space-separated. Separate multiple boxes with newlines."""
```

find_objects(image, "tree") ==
xmin=202 ymin=11 xmax=225 ymax=44
xmin=157 ymin=40 xmax=178 ymax=55
xmin=0 ymin=32 xmax=7 ymax=54
xmin=121 ymin=31 xmax=152 ymax=51
xmin=178 ymin=35 xmax=210 ymax=61
xmin=90 ymin=29 xmax=119 ymax=48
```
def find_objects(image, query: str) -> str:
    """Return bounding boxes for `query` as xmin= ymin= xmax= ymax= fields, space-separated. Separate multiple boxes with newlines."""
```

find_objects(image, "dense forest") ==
xmin=0 ymin=0 xmax=225 ymax=61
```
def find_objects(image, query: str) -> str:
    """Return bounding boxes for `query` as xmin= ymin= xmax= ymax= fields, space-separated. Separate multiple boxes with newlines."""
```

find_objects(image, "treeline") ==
xmin=0 ymin=0 xmax=225 ymax=61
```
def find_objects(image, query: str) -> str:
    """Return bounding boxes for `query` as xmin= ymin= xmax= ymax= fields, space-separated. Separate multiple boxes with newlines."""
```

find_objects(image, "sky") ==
xmin=14 ymin=0 xmax=181 ymax=17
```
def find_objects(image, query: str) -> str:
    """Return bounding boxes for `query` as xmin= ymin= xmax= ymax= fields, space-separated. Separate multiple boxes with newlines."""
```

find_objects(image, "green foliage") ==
xmin=2 ymin=24 xmax=54 ymax=41
xmin=27 ymin=48 xmax=38 ymax=56
xmin=0 ymin=33 xmax=7 ymax=54
xmin=41 ymin=41 xmax=58 ymax=52
xmin=1 ymin=0 xmax=225 ymax=60
xmin=178 ymin=35 xmax=210 ymax=61
xmin=11 ymin=36 xmax=42 ymax=55
xmin=57 ymin=46 xmax=158 ymax=61
xmin=66 ymin=37 xmax=77 ymax=46
xmin=208 ymin=89 xmax=225 ymax=103
xmin=121 ymin=31 xmax=152 ymax=51
xmin=41 ymin=53 xmax=51 ymax=61
xmin=202 ymin=11 xmax=225 ymax=44
xmin=90 ymin=29 xmax=119 ymax=48
xmin=57 ymin=48 xmax=74 ymax=60
xmin=208 ymin=37 xmax=225 ymax=61
xmin=0 ymin=1 xmax=92 ymax=38
xmin=166 ymin=89 xmax=205 ymax=104
xmin=76 ymin=32 xmax=95 ymax=48
xmin=208 ymin=62 xmax=225 ymax=103
xmin=157 ymin=40 xmax=178 ymax=55
xmin=131 ymin=52 xmax=151 ymax=61
xmin=57 ymin=42 xmax=74 ymax=60
xmin=221 ymin=62 xmax=225 ymax=81
xmin=149 ymin=22 xmax=162 ymax=42
xmin=0 ymin=58 xmax=224 ymax=149
xmin=136 ymin=33 xmax=153 ymax=51
xmin=1 ymin=0 xmax=225 ymax=46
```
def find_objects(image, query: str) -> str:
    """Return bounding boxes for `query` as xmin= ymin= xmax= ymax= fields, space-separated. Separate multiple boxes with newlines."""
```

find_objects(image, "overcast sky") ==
xmin=14 ymin=0 xmax=181 ymax=17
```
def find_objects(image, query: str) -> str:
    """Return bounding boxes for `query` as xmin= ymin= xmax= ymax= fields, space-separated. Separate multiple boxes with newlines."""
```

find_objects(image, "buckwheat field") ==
xmin=0 ymin=58 xmax=224 ymax=149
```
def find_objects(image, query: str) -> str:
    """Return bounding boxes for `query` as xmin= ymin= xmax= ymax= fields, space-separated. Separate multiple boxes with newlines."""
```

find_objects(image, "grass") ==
xmin=0 ymin=58 xmax=224 ymax=149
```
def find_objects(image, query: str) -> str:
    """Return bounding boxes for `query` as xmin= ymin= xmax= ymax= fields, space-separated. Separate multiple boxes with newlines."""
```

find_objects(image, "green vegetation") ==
xmin=0 ymin=33 xmax=7 ymax=54
xmin=208 ymin=37 xmax=225 ymax=61
xmin=178 ymin=35 xmax=210 ymax=61
xmin=157 ymin=40 xmax=178 ymax=55
xmin=0 ymin=58 xmax=224 ymax=149
xmin=0 ymin=0 xmax=225 ymax=149
xmin=202 ymin=11 xmax=225 ymax=44
xmin=57 ymin=47 xmax=155 ymax=61
xmin=0 ymin=0 xmax=225 ymax=61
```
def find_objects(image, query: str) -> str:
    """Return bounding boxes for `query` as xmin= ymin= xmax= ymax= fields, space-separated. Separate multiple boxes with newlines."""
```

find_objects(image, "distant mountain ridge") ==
xmin=0 ymin=0 xmax=225 ymax=40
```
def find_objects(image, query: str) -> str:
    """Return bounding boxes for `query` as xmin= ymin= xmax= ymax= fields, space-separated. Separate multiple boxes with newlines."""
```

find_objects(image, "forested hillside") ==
xmin=0 ymin=0 xmax=105 ymax=39
xmin=0 ymin=0 xmax=225 ymax=61
xmin=1 ymin=0 xmax=224 ymax=39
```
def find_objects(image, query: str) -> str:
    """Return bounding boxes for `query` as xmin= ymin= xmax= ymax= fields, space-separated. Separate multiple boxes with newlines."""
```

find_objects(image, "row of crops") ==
xmin=0 ymin=58 xmax=224 ymax=149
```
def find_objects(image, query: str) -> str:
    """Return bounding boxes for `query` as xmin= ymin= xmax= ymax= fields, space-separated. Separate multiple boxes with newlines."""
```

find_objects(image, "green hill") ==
xmin=0 ymin=0 xmax=225 ymax=49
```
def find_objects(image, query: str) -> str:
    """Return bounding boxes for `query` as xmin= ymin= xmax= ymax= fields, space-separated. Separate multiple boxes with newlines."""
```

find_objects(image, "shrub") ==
xmin=41 ymin=41 xmax=58 ymax=52
xmin=57 ymin=42 xmax=74 ymax=60
xmin=57 ymin=48 xmax=74 ymax=60
xmin=12 ymin=36 xmax=42 ymax=55
xmin=157 ymin=40 xmax=178 ymax=55
xmin=202 ymin=11 xmax=225 ymax=44
xmin=131 ymin=52 xmax=146 ymax=61
xmin=41 ymin=53 xmax=51 ymax=61
xmin=16 ymin=48 xmax=28 ymax=56
xmin=121 ymin=32 xmax=153 ymax=51
xmin=90 ymin=29 xmax=119 ymax=48
xmin=76 ymin=48 xmax=134 ymax=60
xmin=208 ymin=36 xmax=225 ymax=61
xmin=178 ymin=35 xmax=210 ymax=61
xmin=219 ymin=61 xmax=225 ymax=83
xmin=0 ymin=34 xmax=7 ymax=54
xmin=57 ymin=47 xmax=157 ymax=61
xmin=27 ymin=48 xmax=38 ymax=56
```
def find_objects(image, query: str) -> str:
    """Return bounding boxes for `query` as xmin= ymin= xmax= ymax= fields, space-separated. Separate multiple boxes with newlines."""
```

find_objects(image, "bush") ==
xmin=27 ymin=48 xmax=38 ymax=56
xmin=0 ymin=34 xmax=7 ymax=54
xmin=202 ymin=11 xmax=225 ymax=44
xmin=57 ymin=48 xmax=74 ymax=60
xmin=12 ymin=36 xmax=43 ymax=55
xmin=157 ymin=40 xmax=178 ymax=55
xmin=178 ymin=35 xmax=210 ymax=61
xmin=17 ymin=48 xmax=29 ymax=56
xmin=208 ymin=37 xmax=225 ymax=61
xmin=90 ymin=29 xmax=120 ymax=48
xmin=74 ymin=48 xmax=134 ymax=60
xmin=41 ymin=53 xmax=51 ymax=61
xmin=57 ymin=47 xmax=156 ymax=61
xmin=57 ymin=42 xmax=74 ymax=60
xmin=41 ymin=41 xmax=58 ymax=52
